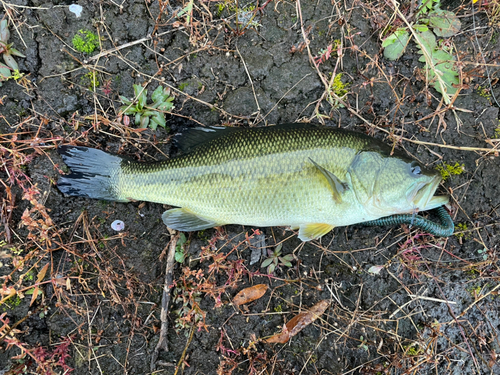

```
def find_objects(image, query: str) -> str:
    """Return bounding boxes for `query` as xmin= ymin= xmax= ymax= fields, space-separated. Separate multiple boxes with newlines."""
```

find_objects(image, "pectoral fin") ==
xmin=162 ymin=208 xmax=222 ymax=232
xmin=298 ymin=223 xmax=334 ymax=241
xmin=309 ymin=158 xmax=346 ymax=203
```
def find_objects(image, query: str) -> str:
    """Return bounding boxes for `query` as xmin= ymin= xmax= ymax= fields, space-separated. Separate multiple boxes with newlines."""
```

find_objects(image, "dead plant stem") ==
xmin=174 ymin=324 xmax=195 ymax=375
xmin=87 ymin=29 xmax=186 ymax=63
xmin=150 ymin=229 xmax=179 ymax=371
xmin=235 ymin=45 xmax=261 ymax=116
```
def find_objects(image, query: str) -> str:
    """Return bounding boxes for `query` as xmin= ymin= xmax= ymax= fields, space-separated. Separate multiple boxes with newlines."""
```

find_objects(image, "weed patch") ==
xmin=382 ymin=0 xmax=461 ymax=102
xmin=119 ymin=84 xmax=174 ymax=130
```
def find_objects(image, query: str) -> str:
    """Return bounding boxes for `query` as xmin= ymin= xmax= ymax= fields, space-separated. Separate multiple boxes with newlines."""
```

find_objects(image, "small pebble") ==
xmin=69 ymin=4 xmax=83 ymax=17
xmin=111 ymin=220 xmax=125 ymax=231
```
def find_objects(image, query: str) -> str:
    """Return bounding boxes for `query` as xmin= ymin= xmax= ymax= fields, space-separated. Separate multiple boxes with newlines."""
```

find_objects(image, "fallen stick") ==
xmin=151 ymin=229 xmax=179 ymax=371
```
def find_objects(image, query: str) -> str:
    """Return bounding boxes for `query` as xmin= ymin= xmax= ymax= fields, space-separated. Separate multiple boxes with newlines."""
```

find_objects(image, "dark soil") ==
xmin=1 ymin=0 xmax=500 ymax=374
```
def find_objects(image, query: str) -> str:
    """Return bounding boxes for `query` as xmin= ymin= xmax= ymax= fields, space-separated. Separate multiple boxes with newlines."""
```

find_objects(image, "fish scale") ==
xmin=57 ymin=124 xmax=449 ymax=241
xmin=118 ymin=127 xmax=363 ymax=226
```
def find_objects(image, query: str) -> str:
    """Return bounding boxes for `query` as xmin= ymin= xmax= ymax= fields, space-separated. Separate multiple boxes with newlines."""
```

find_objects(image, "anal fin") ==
xmin=162 ymin=208 xmax=222 ymax=232
xmin=298 ymin=223 xmax=334 ymax=241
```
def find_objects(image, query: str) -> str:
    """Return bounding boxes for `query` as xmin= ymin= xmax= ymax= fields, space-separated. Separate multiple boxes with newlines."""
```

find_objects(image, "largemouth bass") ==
xmin=57 ymin=123 xmax=449 ymax=241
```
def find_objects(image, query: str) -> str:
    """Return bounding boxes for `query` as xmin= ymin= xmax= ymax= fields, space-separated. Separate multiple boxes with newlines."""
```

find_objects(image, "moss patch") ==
xmin=72 ymin=29 xmax=99 ymax=54
xmin=436 ymin=162 xmax=464 ymax=181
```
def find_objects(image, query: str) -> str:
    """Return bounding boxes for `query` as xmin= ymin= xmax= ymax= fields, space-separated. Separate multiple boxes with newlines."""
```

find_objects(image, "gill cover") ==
xmin=347 ymin=150 xmax=443 ymax=217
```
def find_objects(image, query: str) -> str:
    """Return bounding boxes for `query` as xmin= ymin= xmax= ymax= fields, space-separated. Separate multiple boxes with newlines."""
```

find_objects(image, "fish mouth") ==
xmin=412 ymin=174 xmax=449 ymax=210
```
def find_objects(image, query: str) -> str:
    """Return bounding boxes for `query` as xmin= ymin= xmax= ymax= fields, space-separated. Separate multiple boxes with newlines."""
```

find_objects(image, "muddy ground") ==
xmin=1 ymin=0 xmax=500 ymax=374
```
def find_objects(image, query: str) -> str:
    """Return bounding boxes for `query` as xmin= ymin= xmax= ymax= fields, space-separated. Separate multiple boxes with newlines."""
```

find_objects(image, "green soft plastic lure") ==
xmin=57 ymin=123 xmax=453 ymax=240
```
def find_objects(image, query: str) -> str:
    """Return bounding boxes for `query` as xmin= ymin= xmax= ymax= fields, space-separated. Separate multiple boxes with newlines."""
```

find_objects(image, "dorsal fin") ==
xmin=173 ymin=123 xmax=323 ymax=154
xmin=173 ymin=126 xmax=242 ymax=154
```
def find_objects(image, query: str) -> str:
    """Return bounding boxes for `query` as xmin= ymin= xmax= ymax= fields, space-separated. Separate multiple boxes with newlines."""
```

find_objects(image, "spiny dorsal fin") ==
xmin=174 ymin=126 xmax=241 ymax=154
xmin=309 ymin=158 xmax=346 ymax=203
xmin=162 ymin=207 xmax=223 ymax=231
xmin=298 ymin=223 xmax=334 ymax=241
xmin=174 ymin=123 xmax=323 ymax=155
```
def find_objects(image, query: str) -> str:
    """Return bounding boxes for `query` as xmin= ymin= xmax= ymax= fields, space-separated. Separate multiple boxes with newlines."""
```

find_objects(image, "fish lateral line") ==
xmin=56 ymin=124 xmax=453 ymax=240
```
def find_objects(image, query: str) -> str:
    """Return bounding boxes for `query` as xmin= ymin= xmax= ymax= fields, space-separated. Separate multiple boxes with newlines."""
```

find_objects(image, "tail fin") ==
xmin=57 ymin=146 xmax=127 ymax=202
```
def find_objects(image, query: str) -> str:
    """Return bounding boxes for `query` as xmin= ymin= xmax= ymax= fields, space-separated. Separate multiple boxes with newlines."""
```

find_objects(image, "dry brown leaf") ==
xmin=232 ymin=284 xmax=268 ymax=306
xmin=30 ymin=263 xmax=49 ymax=306
xmin=265 ymin=300 xmax=329 ymax=344
xmin=29 ymin=286 xmax=39 ymax=307
xmin=36 ymin=263 xmax=49 ymax=283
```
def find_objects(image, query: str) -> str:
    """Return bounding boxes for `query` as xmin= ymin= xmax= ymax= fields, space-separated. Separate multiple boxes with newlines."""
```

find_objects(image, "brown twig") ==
xmin=174 ymin=324 xmax=196 ymax=375
xmin=151 ymin=229 xmax=179 ymax=371
xmin=87 ymin=29 xmax=185 ymax=63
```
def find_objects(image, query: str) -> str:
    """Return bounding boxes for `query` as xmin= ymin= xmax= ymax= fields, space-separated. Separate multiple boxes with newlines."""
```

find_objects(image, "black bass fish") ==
xmin=57 ymin=124 xmax=450 ymax=241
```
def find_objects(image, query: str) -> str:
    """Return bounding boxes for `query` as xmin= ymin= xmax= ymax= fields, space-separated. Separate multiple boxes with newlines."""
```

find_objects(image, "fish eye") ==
xmin=410 ymin=163 xmax=422 ymax=176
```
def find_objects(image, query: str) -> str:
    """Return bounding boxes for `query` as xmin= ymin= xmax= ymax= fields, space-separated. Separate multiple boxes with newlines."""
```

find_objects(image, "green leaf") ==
xmin=132 ymin=84 xmax=147 ymax=110
xmin=415 ymin=30 xmax=459 ymax=99
xmin=25 ymin=288 xmax=43 ymax=296
xmin=279 ymin=257 xmax=292 ymax=267
xmin=383 ymin=29 xmax=410 ymax=60
xmin=0 ymin=20 xmax=10 ymax=42
xmin=151 ymin=112 xmax=166 ymax=128
xmin=417 ymin=0 xmax=439 ymax=15
xmin=121 ymin=84 xmax=174 ymax=129
xmin=382 ymin=28 xmax=406 ymax=47
xmin=0 ymin=64 xmax=11 ymax=80
xmin=119 ymin=95 xmax=132 ymax=105
xmin=432 ymin=52 xmax=459 ymax=95
xmin=158 ymin=101 xmax=174 ymax=112
xmin=10 ymin=48 xmax=25 ymax=58
xmin=140 ymin=115 xmax=150 ymax=128
xmin=141 ymin=110 xmax=156 ymax=117
xmin=413 ymin=24 xmax=429 ymax=32
xmin=429 ymin=9 xmax=461 ymax=37
xmin=152 ymin=86 xmax=166 ymax=103
xmin=138 ymin=90 xmax=147 ymax=110
xmin=175 ymin=249 xmax=186 ymax=263
xmin=415 ymin=30 xmax=437 ymax=62
xmin=176 ymin=2 xmax=193 ymax=18
xmin=178 ymin=233 xmax=187 ymax=246
xmin=267 ymin=263 xmax=276 ymax=274
xmin=3 ymin=53 xmax=18 ymax=71
xmin=261 ymin=257 xmax=274 ymax=268
xmin=175 ymin=234 xmax=187 ymax=263
xmin=120 ymin=105 xmax=137 ymax=115
xmin=133 ymin=84 xmax=142 ymax=97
